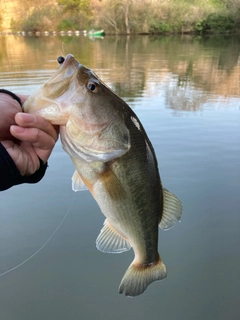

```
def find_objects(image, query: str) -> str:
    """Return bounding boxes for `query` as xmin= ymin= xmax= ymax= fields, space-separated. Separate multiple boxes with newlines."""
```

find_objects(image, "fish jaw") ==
xmin=23 ymin=95 xmax=70 ymax=125
xmin=23 ymin=54 xmax=81 ymax=125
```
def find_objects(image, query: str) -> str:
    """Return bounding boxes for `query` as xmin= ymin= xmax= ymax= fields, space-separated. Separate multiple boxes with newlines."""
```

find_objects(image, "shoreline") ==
xmin=0 ymin=30 xmax=239 ymax=37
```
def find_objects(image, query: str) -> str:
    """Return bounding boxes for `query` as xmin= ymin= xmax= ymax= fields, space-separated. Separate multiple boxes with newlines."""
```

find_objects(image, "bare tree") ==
xmin=121 ymin=0 xmax=130 ymax=34
xmin=98 ymin=0 xmax=122 ymax=33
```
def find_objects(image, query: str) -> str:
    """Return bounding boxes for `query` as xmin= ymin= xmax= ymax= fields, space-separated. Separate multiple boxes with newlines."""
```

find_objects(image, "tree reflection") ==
xmin=0 ymin=34 xmax=239 ymax=112
xmin=165 ymin=81 xmax=208 ymax=113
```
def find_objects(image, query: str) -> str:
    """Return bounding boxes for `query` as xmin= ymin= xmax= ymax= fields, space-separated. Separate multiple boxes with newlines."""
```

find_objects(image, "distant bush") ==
xmin=21 ymin=9 xmax=44 ymax=32
xmin=58 ymin=19 xmax=76 ymax=31
xmin=20 ymin=5 xmax=59 ymax=32
xmin=57 ymin=12 xmax=90 ymax=31
xmin=196 ymin=13 xmax=236 ymax=33
xmin=149 ymin=21 xmax=171 ymax=34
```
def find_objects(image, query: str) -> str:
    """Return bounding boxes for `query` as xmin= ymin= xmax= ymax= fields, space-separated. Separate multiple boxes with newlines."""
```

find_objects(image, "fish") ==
xmin=23 ymin=54 xmax=182 ymax=297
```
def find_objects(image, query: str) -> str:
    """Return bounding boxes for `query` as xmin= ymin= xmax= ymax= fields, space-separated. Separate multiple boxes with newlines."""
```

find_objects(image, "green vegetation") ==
xmin=57 ymin=0 xmax=92 ymax=30
xmin=7 ymin=0 xmax=240 ymax=34
xmin=195 ymin=14 xmax=236 ymax=34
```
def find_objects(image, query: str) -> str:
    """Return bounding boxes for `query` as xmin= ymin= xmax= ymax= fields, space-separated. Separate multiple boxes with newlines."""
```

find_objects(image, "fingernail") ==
xmin=11 ymin=125 xmax=25 ymax=133
xmin=17 ymin=113 xmax=35 ymax=123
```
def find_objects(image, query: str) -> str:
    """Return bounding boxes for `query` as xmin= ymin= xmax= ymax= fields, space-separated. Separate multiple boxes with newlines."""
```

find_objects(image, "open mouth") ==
xmin=47 ymin=54 xmax=80 ymax=86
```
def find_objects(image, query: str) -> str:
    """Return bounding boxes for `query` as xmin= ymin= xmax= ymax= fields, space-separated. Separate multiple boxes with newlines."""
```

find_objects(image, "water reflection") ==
xmin=0 ymin=34 xmax=239 ymax=109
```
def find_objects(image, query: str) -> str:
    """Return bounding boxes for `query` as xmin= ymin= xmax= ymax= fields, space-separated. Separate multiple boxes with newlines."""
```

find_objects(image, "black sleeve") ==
xmin=0 ymin=142 xmax=48 ymax=191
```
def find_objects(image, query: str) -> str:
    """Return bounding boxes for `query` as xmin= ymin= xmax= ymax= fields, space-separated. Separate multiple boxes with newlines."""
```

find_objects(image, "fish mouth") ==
xmin=59 ymin=54 xmax=80 ymax=70
xmin=23 ymin=54 xmax=81 ymax=116
xmin=46 ymin=54 xmax=80 ymax=86
xmin=40 ymin=54 xmax=80 ymax=99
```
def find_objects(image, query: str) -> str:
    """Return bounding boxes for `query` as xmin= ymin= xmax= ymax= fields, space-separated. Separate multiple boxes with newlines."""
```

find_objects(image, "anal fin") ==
xmin=159 ymin=188 xmax=183 ymax=230
xmin=96 ymin=219 xmax=131 ymax=254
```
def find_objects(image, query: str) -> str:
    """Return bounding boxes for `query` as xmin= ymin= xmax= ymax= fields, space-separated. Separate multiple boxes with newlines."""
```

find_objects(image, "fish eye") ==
xmin=87 ymin=81 xmax=99 ymax=93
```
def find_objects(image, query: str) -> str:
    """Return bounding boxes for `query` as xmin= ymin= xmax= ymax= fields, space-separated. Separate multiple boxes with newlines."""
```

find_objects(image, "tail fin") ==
xmin=118 ymin=256 xmax=167 ymax=297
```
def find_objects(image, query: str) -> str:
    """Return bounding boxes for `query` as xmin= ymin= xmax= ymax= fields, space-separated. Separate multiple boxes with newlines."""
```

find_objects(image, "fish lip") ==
xmin=60 ymin=54 xmax=80 ymax=69
xmin=43 ymin=54 xmax=80 ymax=89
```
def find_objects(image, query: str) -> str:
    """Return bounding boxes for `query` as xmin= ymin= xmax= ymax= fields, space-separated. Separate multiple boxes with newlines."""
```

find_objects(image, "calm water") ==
xmin=0 ymin=34 xmax=239 ymax=320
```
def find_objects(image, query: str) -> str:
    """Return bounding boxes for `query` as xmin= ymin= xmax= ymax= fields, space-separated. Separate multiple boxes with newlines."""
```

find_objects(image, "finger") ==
xmin=10 ymin=126 xmax=56 ymax=150
xmin=10 ymin=126 xmax=56 ymax=163
xmin=14 ymin=113 xmax=59 ymax=142
xmin=1 ymin=140 xmax=37 ymax=176
xmin=0 ymin=94 xmax=23 ymax=140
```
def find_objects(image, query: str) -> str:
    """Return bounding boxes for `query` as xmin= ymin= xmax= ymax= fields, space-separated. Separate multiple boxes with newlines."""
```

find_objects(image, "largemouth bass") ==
xmin=23 ymin=54 xmax=182 ymax=297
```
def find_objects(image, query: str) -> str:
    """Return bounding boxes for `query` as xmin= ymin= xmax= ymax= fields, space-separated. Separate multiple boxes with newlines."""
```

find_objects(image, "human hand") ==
xmin=0 ymin=92 xmax=23 ymax=140
xmin=0 ymin=92 xmax=59 ymax=176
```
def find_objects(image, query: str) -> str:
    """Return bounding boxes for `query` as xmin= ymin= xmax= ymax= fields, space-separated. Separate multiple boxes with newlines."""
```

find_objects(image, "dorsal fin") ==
xmin=159 ymin=188 xmax=182 ymax=230
xmin=96 ymin=219 xmax=131 ymax=253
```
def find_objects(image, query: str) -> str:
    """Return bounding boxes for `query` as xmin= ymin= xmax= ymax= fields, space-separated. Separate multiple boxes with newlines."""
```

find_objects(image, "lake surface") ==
xmin=0 ymin=34 xmax=239 ymax=320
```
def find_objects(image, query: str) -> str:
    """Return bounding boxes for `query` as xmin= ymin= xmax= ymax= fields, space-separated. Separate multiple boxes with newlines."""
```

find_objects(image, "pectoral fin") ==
xmin=159 ymin=188 xmax=182 ymax=230
xmin=71 ymin=170 xmax=88 ymax=192
xmin=96 ymin=219 xmax=131 ymax=253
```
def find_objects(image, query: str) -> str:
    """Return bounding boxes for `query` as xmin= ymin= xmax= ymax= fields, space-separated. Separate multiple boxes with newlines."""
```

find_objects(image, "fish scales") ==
xmin=106 ymin=118 xmax=162 ymax=257
xmin=23 ymin=54 xmax=182 ymax=297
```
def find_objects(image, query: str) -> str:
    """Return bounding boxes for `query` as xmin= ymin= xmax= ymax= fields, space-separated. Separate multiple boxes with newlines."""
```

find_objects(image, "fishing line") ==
xmin=61 ymin=43 xmax=70 ymax=58
xmin=0 ymin=193 xmax=76 ymax=277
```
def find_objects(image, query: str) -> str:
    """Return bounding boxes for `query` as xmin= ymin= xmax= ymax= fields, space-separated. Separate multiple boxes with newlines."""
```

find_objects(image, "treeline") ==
xmin=7 ymin=0 xmax=240 ymax=34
